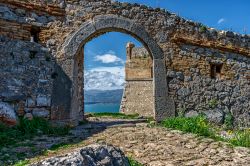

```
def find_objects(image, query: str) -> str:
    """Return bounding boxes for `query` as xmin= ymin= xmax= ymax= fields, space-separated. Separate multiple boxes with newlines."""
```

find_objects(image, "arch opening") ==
xmin=54 ymin=15 xmax=175 ymax=125
xmin=83 ymin=32 xmax=153 ymax=117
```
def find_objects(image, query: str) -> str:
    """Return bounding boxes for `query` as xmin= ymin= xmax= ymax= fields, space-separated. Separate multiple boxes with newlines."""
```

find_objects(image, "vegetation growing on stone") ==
xmin=208 ymin=98 xmax=219 ymax=108
xmin=199 ymin=25 xmax=207 ymax=32
xmin=223 ymin=112 xmax=234 ymax=129
xmin=128 ymin=157 xmax=143 ymax=166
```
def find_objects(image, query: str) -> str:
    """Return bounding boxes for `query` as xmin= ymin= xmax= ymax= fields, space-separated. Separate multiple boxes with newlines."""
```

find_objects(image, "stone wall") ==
xmin=120 ymin=80 xmax=153 ymax=117
xmin=0 ymin=0 xmax=249 ymax=127
xmin=0 ymin=36 xmax=55 ymax=123
xmin=166 ymin=43 xmax=250 ymax=127
xmin=0 ymin=0 xmax=65 ymax=43
xmin=120 ymin=44 xmax=153 ymax=117
xmin=125 ymin=42 xmax=153 ymax=80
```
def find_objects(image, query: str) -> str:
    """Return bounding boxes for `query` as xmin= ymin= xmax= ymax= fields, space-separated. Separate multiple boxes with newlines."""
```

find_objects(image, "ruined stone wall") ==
xmin=120 ymin=45 xmax=153 ymax=117
xmin=120 ymin=80 xmax=153 ymax=117
xmin=0 ymin=0 xmax=64 ymax=124
xmin=0 ymin=0 xmax=249 ymax=127
xmin=0 ymin=0 xmax=65 ymax=43
xmin=125 ymin=43 xmax=153 ymax=79
xmin=0 ymin=36 xmax=55 ymax=124
xmin=166 ymin=43 xmax=250 ymax=127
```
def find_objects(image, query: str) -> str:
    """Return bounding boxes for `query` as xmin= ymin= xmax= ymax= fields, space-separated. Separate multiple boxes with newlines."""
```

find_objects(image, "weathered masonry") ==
xmin=120 ymin=43 xmax=154 ymax=117
xmin=0 ymin=0 xmax=249 ymax=127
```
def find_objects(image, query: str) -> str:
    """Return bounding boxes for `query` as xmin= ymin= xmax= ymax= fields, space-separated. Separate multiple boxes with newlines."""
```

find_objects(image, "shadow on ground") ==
xmin=0 ymin=117 xmax=147 ymax=165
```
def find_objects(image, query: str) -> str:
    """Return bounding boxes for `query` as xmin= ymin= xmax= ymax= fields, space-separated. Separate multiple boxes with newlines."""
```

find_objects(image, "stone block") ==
xmin=154 ymin=97 xmax=175 ymax=121
xmin=185 ymin=110 xmax=199 ymax=118
xmin=36 ymin=95 xmax=51 ymax=107
xmin=0 ymin=102 xmax=17 ymax=126
xmin=32 ymin=108 xmax=50 ymax=118
xmin=24 ymin=113 xmax=33 ymax=120
xmin=203 ymin=109 xmax=224 ymax=124
xmin=93 ymin=15 xmax=133 ymax=32
xmin=17 ymin=101 xmax=25 ymax=116
xmin=63 ymin=21 xmax=96 ymax=57
xmin=26 ymin=98 xmax=35 ymax=107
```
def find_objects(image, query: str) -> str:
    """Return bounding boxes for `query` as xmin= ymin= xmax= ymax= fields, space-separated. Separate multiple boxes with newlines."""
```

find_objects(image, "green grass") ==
xmin=161 ymin=116 xmax=214 ymax=137
xmin=161 ymin=116 xmax=250 ymax=148
xmin=13 ymin=160 xmax=29 ymax=166
xmin=227 ymin=130 xmax=250 ymax=147
xmin=128 ymin=157 xmax=143 ymax=166
xmin=49 ymin=142 xmax=73 ymax=151
xmin=0 ymin=117 xmax=70 ymax=149
xmin=90 ymin=112 xmax=140 ymax=119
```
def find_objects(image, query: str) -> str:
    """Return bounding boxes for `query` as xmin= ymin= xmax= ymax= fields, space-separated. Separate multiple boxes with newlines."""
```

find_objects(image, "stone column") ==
xmin=70 ymin=47 xmax=84 ymax=124
xmin=126 ymin=42 xmax=135 ymax=60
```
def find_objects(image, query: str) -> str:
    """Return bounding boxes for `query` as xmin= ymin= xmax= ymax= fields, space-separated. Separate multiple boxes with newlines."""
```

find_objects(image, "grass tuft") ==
xmin=0 ymin=117 xmax=70 ymax=149
xmin=161 ymin=116 xmax=214 ymax=137
xmin=13 ymin=160 xmax=29 ymax=166
xmin=49 ymin=142 xmax=72 ymax=151
xmin=161 ymin=116 xmax=250 ymax=148
xmin=90 ymin=112 xmax=140 ymax=119
xmin=227 ymin=130 xmax=250 ymax=147
xmin=128 ymin=157 xmax=143 ymax=166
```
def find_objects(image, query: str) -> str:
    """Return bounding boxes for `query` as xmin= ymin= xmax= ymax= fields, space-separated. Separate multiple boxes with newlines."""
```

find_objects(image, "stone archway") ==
xmin=55 ymin=15 xmax=175 ymax=124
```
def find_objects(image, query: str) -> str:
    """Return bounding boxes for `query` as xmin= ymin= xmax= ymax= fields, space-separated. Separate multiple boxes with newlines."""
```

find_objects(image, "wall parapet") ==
xmin=171 ymin=35 xmax=250 ymax=58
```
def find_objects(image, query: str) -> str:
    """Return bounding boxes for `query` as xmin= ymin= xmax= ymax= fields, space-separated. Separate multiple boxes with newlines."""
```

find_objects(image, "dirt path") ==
xmin=1 ymin=117 xmax=250 ymax=166
xmin=82 ymin=117 xmax=250 ymax=166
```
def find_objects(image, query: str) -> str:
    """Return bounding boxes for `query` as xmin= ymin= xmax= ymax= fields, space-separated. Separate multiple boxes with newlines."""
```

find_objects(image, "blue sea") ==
xmin=84 ymin=103 xmax=120 ymax=113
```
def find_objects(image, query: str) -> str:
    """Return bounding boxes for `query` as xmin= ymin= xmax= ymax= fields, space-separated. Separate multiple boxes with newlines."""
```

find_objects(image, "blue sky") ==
xmin=84 ymin=32 xmax=142 ymax=70
xmin=84 ymin=32 xmax=142 ymax=90
xmin=118 ymin=0 xmax=250 ymax=33
xmin=84 ymin=0 xmax=249 ymax=90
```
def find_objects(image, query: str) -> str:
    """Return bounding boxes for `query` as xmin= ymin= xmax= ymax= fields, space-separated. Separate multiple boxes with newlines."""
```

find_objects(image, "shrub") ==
xmin=200 ymin=25 xmax=207 ymax=33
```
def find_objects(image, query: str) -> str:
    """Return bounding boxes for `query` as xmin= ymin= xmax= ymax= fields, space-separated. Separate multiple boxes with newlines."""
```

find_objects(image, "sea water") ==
xmin=84 ymin=103 xmax=120 ymax=113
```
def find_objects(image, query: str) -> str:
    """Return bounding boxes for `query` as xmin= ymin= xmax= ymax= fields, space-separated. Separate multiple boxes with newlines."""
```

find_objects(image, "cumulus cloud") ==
xmin=84 ymin=67 xmax=125 ymax=90
xmin=217 ymin=18 xmax=226 ymax=24
xmin=94 ymin=51 xmax=124 ymax=64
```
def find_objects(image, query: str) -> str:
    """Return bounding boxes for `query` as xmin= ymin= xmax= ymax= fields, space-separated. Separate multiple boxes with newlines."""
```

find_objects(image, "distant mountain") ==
xmin=84 ymin=89 xmax=123 ymax=104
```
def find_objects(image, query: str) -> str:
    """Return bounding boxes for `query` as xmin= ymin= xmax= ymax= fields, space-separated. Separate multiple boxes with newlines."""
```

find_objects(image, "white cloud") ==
xmin=94 ymin=51 xmax=124 ymax=64
xmin=217 ymin=18 xmax=226 ymax=24
xmin=84 ymin=67 xmax=125 ymax=90
xmin=89 ymin=66 xmax=125 ymax=76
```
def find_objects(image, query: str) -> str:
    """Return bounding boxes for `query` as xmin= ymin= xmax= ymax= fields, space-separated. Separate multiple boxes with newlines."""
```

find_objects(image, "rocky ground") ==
xmin=1 ymin=117 xmax=250 ymax=165
xmin=31 ymin=144 xmax=130 ymax=166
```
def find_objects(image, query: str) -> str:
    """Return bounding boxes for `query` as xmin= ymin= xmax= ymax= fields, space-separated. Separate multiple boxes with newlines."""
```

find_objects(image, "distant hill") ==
xmin=84 ymin=89 xmax=123 ymax=104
